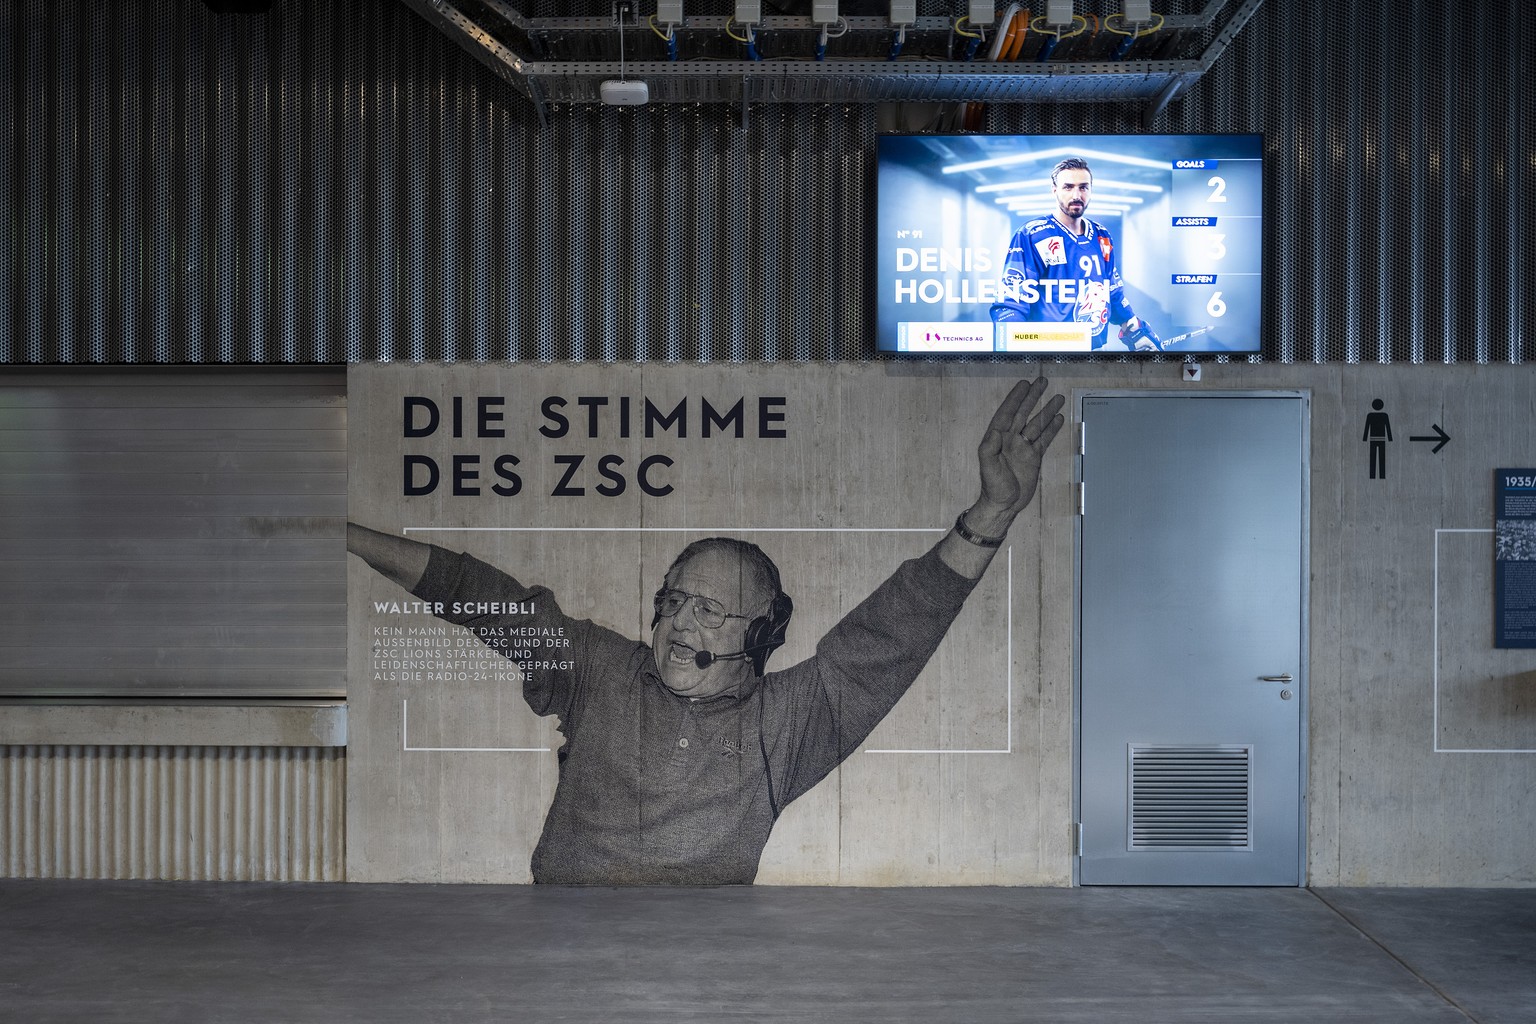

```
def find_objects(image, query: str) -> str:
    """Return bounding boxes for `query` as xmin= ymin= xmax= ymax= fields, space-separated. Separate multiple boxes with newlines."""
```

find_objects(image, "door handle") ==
xmin=1259 ymin=674 xmax=1293 ymax=683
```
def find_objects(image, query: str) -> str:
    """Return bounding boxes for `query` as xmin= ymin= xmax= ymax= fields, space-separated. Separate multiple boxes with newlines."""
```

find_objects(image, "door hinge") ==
xmin=1076 ymin=481 xmax=1085 ymax=517
xmin=1071 ymin=821 xmax=1083 ymax=856
xmin=1077 ymin=419 xmax=1086 ymax=455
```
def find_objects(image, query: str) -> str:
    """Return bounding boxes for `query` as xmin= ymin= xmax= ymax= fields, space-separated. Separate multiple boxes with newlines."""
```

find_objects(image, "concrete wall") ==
xmin=1057 ymin=361 xmax=1536 ymax=886
xmin=346 ymin=364 xmax=1056 ymax=884
xmin=346 ymin=362 xmax=1536 ymax=887
xmin=1307 ymin=364 xmax=1536 ymax=885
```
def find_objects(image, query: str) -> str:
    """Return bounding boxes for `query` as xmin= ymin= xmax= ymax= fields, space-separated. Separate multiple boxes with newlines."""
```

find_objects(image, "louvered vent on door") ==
xmin=1128 ymin=745 xmax=1252 ymax=850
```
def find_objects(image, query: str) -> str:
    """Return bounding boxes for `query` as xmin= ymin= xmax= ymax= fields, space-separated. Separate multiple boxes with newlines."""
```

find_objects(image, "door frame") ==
xmin=1070 ymin=388 xmax=1312 ymax=886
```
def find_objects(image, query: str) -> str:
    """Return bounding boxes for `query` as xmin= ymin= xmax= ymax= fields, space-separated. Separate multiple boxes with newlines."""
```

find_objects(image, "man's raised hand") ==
xmin=937 ymin=378 xmax=1066 ymax=580
xmin=973 ymin=377 xmax=1067 ymax=523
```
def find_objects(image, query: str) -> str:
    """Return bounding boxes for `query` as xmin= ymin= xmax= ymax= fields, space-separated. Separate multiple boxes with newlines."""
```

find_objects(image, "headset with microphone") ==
xmin=690 ymin=647 xmax=742 ymax=670
xmin=652 ymin=590 xmax=793 ymax=676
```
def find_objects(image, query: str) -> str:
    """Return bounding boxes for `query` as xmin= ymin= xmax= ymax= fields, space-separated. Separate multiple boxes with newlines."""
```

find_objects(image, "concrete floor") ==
xmin=1 ymin=882 xmax=1533 ymax=1024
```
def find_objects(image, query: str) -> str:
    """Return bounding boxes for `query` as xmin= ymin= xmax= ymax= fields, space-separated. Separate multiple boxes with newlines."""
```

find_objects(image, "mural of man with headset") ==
xmin=348 ymin=377 xmax=1065 ymax=885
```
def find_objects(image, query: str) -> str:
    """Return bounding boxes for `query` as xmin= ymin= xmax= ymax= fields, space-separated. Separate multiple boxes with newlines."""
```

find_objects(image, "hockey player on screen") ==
xmin=989 ymin=157 xmax=1161 ymax=352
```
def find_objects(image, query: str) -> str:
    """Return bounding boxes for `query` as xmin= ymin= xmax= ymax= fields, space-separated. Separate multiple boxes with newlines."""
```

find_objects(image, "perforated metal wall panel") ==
xmin=0 ymin=0 xmax=1530 ymax=364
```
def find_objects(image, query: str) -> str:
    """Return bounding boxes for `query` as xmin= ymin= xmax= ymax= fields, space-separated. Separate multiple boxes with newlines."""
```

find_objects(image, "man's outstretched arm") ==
xmin=763 ymin=377 xmax=1068 ymax=805
xmin=937 ymin=376 xmax=1066 ymax=579
xmin=347 ymin=522 xmax=431 ymax=592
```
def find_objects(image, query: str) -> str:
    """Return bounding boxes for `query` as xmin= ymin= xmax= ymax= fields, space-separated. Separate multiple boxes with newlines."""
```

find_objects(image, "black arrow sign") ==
xmin=1410 ymin=424 xmax=1451 ymax=453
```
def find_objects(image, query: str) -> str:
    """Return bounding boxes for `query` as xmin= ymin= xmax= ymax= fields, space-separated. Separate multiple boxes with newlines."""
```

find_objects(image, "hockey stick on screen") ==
xmin=1158 ymin=326 xmax=1217 ymax=350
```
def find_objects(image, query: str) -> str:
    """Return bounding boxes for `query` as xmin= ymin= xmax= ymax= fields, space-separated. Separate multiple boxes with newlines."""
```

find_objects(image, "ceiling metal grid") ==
xmin=0 ymin=0 xmax=1531 ymax=365
xmin=414 ymin=0 xmax=1255 ymax=116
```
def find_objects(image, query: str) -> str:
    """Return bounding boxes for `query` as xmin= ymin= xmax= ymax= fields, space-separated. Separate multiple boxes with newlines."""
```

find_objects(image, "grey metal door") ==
xmin=1078 ymin=394 xmax=1307 ymax=885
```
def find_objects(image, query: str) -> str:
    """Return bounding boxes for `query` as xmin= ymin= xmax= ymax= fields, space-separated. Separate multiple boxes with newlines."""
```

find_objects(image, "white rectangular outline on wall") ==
xmin=394 ymin=526 xmax=1011 ymax=755
xmin=402 ymin=697 xmax=550 ymax=753
xmin=1433 ymin=527 xmax=1536 ymax=754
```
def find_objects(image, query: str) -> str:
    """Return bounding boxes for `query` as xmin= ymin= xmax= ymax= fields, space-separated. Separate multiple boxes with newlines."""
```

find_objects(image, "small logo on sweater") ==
xmin=1035 ymin=237 xmax=1066 ymax=266
xmin=717 ymin=736 xmax=748 ymax=758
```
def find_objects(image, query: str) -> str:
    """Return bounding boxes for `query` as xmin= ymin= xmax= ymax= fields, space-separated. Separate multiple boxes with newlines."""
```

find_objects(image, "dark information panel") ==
xmin=1495 ymin=469 xmax=1536 ymax=648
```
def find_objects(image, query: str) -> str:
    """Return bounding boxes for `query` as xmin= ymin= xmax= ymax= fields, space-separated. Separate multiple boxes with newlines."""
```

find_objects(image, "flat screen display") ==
xmin=875 ymin=134 xmax=1264 ymax=355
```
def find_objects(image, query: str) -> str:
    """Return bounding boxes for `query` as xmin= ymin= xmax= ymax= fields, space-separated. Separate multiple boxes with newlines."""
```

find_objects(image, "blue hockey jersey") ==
xmin=989 ymin=215 xmax=1138 ymax=348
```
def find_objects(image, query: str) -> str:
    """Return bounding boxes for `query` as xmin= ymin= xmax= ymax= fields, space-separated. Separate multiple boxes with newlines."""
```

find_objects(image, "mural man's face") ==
xmin=651 ymin=546 xmax=767 ymax=700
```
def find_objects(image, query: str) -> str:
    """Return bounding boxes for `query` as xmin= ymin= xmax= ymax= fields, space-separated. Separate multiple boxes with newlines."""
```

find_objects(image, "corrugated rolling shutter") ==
xmin=0 ymin=369 xmax=346 ymax=697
